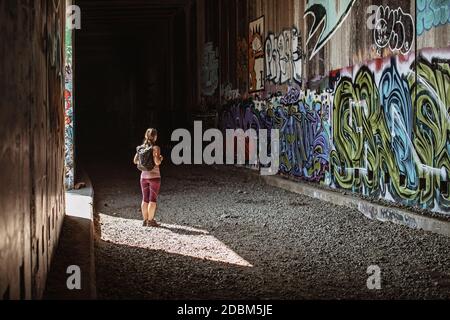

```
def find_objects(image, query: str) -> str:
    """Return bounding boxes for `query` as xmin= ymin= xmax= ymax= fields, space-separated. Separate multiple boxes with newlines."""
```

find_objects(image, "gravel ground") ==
xmin=89 ymin=161 xmax=450 ymax=300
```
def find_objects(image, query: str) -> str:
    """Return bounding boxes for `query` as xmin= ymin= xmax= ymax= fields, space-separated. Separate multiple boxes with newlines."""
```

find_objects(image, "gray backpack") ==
xmin=136 ymin=144 xmax=155 ymax=171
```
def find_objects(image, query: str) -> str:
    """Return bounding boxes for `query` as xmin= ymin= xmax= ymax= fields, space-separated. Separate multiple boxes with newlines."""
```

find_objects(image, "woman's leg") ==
xmin=140 ymin=179 xmax=151 ymax=222
xmin=147 ymin=178 xmax=161 ymax=223
xmin=141 ymin=202 xmax=149 ymax=221
xmin=148 ymin=202 xmax=157 ymax=221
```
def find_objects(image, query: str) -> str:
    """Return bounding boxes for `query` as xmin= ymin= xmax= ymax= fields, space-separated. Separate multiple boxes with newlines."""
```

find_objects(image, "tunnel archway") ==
xmin=72 ymin=0 xmax=195 ymax=171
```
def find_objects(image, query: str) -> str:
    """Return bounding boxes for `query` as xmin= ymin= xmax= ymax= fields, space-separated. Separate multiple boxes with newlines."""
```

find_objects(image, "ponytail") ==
xmin=143 ymin=128 xmax=157 ymax=146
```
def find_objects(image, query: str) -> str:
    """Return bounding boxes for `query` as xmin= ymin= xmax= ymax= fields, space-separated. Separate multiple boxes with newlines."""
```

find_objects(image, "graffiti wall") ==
xmin=199 ymin=0 xmax=450 ymax=215
xmin=206 ymin=0 xmax=441 ymax=101
xmin=330 ymin=48 xmax=450 ymax=213
xmin=220 ymin=47 xmax=450 ymax=215
xmin=64 ymin=13 xmax=74 ymax=190
xmin=220 ymin=87 xmax=333 ymax=184
xmin=275 ymin=88 xmax=332 ymax=183
xmin=249 ymin=16 xmax=265 ymax=92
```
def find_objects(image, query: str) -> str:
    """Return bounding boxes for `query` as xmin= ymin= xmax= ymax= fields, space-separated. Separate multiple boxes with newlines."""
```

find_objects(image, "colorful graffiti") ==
xmin=201 ymin=42 xmax=219 ymax=96
xmin=249 ymin=16 xmax=265 ymax=92
xmin=221 ymin=46 xmax=450 ymax=214
xmin=265 ymin=28 xmax=303 ymax=85
xmin=220 ymin=87 xmax=332 ymax=183
xmin=417 ymin=0 xmax=450 ymax=35
xmin=304 ymin=0 xmax=356 ymax=60
xmin=274 ymin=88 xmax=332 ymax=182
xmin=330 ymin=49 xmax=450 ymax=213
xmin=220 ymin=99 xmax=262 ymax=162
xmin=64 ymin=16 xmax=74 ymax=190
xmin=373 ymin=6 xmax=415 ymax=55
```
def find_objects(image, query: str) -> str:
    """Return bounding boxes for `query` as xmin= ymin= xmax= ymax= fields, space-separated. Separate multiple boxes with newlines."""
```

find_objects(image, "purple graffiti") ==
xmin=280 ymin=87 xmax=301 ymax=105
xmin=219 ymin=90 xmax=332 ymax=184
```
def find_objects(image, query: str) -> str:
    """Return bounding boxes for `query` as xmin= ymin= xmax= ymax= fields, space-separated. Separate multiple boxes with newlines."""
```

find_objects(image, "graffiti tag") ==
xmin=417 ymin=0 xmax=450 ymax=35
xmin=372 ymin=6 xmax=415 ymax=55
xmin=265 ymin=28 xmax=303 ymax=85
xmin=305 ymin=0 xmax=356 ymax=60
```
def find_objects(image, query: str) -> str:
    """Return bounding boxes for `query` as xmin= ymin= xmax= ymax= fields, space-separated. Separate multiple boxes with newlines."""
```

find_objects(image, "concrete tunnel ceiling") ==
xmin=78 ymin=0 xmax=189 ymax=25
xmin=76 ymin=0 xmax=189 ymax=58
xmin=77 ymin=0 xmax=191 ymax=41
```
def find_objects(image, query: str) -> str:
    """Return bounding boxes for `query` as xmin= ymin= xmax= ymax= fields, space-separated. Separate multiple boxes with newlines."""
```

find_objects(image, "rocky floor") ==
xmin=89 ymin=161 xmax=450 ymax=300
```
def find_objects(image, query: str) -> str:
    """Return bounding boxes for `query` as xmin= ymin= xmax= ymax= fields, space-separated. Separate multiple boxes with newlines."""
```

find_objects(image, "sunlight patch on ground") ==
xmin=98 ymin=213 xmax=253 ymax=267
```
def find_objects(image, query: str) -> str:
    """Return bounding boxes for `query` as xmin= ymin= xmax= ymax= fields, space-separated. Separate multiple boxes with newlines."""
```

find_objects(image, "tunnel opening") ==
xmin=73 ymin=0 xmax=195 ymax=171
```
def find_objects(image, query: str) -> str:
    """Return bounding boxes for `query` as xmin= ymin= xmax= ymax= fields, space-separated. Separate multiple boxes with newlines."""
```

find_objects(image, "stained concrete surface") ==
xmin=44 ymin=216 xmax=95 ymax=300
xmin=0 ymin=0 xmax=66 ymax=299
xmin=44 ymin=171 xmax=96 ymax=300
xmin=90 ymin=161 xmax=450 ymax=300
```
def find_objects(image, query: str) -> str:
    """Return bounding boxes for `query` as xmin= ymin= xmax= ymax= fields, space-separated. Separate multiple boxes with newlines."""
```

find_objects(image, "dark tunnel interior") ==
xmin=75 ymin=0 xmax=194 ymax=163
xmin=5 ymin=0 xmax=450 ymax=303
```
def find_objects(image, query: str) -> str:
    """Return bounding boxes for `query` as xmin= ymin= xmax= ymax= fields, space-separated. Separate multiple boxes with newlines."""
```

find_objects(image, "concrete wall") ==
xmin=247 ymin=0 xmax=449 ymax=87
xmin=197 ymin=0 xmax=450 ymax=96
xmin=0 ymin=0 xmax=66 ymax=299
xmin=196 ymin=0 xmax=450 ymax=216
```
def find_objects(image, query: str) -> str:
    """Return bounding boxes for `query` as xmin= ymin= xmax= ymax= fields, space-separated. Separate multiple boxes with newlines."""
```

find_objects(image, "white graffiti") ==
xmin=372 ymin=6 xmax=415 ymax=55
xmin=265 ymin=28 xmax=303 ymax=85
xmin=221 ymin=83 xmax=240 ymax=101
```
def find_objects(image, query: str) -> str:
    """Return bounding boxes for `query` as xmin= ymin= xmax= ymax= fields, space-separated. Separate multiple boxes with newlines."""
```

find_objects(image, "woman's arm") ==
xmin=133 ymin=153 xmax=139 ymax=165
xmin=153 ymin=146 xmax=163 ymax=166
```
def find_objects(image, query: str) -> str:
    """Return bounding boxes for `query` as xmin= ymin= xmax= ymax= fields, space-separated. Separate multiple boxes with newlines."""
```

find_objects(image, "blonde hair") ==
xmin=143 ymin=128 xmax=157 ymax=146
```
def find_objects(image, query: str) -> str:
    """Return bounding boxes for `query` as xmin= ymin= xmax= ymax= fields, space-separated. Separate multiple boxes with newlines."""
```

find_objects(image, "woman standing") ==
xmin=134 ymin=128 xmax=163 ymax=227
